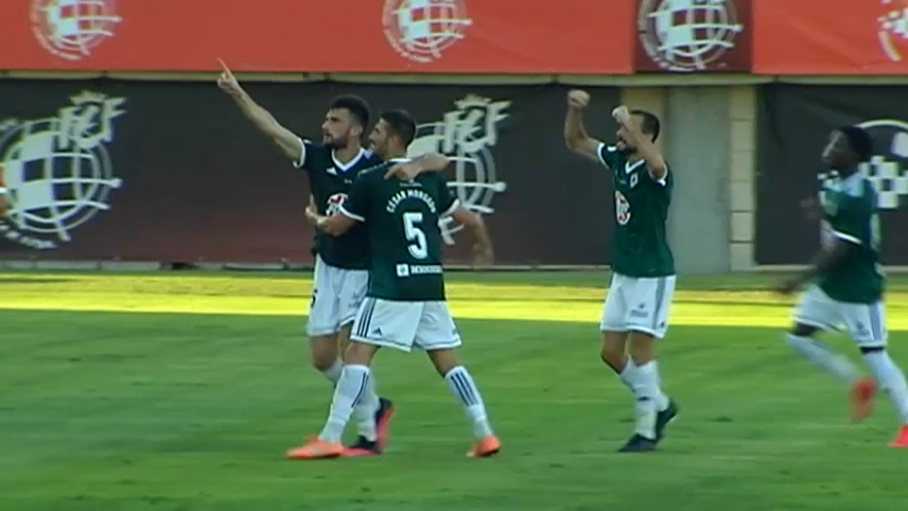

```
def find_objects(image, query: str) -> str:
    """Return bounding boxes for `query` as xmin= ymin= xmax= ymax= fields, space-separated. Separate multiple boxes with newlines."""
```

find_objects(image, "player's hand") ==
xmin=567 ymin=90 xmax=590 ymax=109
xmin=216 ymin=58 xmax=242 ymax=96
xmin=385 ymin=161 xmax=421 ymax=181
xmin=305 ymin=201 xmax=317 ymax=220
xmin=800 ymin=197 xmax=821 ymax=221
xmin=471 ymin=243 xmax=494 ymax=270
xmin=612 ymin=105 xmax=631 ymax=125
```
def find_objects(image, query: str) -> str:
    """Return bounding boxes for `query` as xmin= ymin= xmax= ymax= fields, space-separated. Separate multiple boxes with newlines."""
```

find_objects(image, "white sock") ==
xmin=319 ymin=364 xmax=371 ymax=442
xmin=633 ymin=361 xmax=658 ymax=440
xmin=352 ymin=371 xmax=380 ymax=441
xmin=863 ymin=351 xmax=908 ymax=424
xmin=321 ymin=358 xmax=343 ymax=386
xmin=444 ymin=366 xmax=494 ymax=439
xmin=786 ymin=334 xmax=861 ymax=384
xmin=620 ymin=358 xmax=669 ymax=412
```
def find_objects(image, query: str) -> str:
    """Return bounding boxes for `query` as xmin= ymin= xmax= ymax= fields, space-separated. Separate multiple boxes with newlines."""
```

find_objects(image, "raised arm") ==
xmin=564 ymin=90 xmax=604 ymax=163
xmin=450 ymin=206 xmax=494 ymax=269
xmin=217 ymin=59 xmax=303 ymax=162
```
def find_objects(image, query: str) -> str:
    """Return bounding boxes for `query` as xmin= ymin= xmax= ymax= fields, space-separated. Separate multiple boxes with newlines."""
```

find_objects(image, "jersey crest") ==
xmin=615 ymin=191 xmax=631 ymax=225
xmin=326 ymin=192 xmax=348 ymax=214
xmin=629 ymin=172 xmax=639 ymax=189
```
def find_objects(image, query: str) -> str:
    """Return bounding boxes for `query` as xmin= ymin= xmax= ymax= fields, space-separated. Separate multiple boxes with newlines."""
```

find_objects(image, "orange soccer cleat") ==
xmin=286 ymin=437 xmax=344 ymax=460
xmin=467 ymin=435 xmax=501 ymax=458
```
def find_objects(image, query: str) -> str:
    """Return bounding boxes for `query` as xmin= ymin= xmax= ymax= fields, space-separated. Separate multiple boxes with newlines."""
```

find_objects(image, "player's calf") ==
xmin=310 ymin=334 xmax=343 ymax=384
xmin=429 ymin=348 xmax=500 ymax=458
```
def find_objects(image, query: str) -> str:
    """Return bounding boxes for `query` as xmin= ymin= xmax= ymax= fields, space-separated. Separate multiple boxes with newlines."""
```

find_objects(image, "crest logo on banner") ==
xmin=638 ymin=0 xmax=744 ymax=72
xmin=407 ymin=95 xmax=508 ymax=245
xmin=31 ymin=0 xmax=122 ymax=61
xmin=818 ymin=119 xmax=908 ymax=211
xmin=382 ymin=0 xmax=472 ymax=64
xmin=0 ymin=91 xmax=125 ymax=250
xmin=878 ymin=0 xmax=908 ymax=62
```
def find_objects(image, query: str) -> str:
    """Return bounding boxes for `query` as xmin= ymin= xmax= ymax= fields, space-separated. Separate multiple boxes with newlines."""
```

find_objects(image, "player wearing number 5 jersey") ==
xmin=290 ymin=110 xmax=500 ymax=460
xmin=564 ymin=90 xmax=678 ymax=453
xmin=777 ymin=126 xmax=908 ymax=447
xmin=217 ymin=61 xmax=449 ymax=456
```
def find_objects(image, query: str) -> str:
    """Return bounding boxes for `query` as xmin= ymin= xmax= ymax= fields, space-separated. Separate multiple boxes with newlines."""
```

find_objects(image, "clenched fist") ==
xmin=567 ymin=89 xmax=590 ymax=109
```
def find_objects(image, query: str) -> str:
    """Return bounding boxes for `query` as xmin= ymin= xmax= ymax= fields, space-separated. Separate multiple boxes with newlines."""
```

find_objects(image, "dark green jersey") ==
xmin=817 ymin=172 xmax=884 ymax=303
xmin=340 ymin=159 xmax=459 ymax=301
xmin=598 ymin=143 xmax=675 ymax=277
xmin=296 ymin=139 xmax=382 ymax=270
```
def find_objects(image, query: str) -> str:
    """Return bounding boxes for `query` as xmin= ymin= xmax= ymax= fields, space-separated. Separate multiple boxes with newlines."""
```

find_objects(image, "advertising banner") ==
xmin=635 ymin=0 xmax=752 ymax=73
xmin=753 ymin=0 xmax=908 ymax=75
xmin=0 ymin=80 xmax=623 ymax=265
xmin=2 ymin=1 xmax=633 ymax=74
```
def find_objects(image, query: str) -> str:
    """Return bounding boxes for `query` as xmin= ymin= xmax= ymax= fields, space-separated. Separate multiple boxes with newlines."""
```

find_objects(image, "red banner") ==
xmin=635 ymin=0 xmax=752 ymax=73
xmin=754 ymin=0 xmax=908 ymax=75
xmin=1 ymin=0 xmax=633 ymax=74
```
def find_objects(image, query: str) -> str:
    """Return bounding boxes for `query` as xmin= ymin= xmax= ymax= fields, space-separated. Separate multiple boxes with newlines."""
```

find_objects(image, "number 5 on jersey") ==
xmin=403 ymin=212 xmax=428 ymax=259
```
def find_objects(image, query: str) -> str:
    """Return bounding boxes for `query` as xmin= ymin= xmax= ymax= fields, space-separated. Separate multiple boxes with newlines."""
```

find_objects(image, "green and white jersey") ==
xmin=818 ymin=171 xmax=884 ymax=303
xmin=340 ymin=159 xmax=460 ymax=302
xmin=597 ymin=143 xmax=675 ymax=278
xmin=295 ymin=139 xmax=383 ymax=270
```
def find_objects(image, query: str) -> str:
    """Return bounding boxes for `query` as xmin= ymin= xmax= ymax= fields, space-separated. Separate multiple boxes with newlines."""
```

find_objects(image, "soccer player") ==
xmin=563 ymin=89 xmax=678 ymax=453
xmin=776 ymin=126 xmax=908 ymax=448
xmin=289 ymin=109 xmax=500 ymax=459
xmin=217 ymin=61 xmax=449 ymax=455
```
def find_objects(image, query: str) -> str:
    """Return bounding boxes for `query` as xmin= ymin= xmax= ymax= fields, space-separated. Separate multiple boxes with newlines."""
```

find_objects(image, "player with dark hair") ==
xmin=217 ymin=61 xmax=450 ymax=457
xmin=563 ymin=89 xmax=678 ymax=453
xmin=290 ymin=110 xmax=500 ymax=459
xmin=777 ymin=125 xmax=908 ymax=447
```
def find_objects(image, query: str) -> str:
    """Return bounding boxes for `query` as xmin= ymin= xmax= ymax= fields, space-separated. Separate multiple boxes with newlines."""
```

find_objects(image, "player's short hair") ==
xmin=838 ymin=125 xmax=873 ymax=163
xmin=380 ymin=109 xmax=417 ymax=147
xmin=630 ymin=109 xmax=661 ymax=142
xmin=329 ymin=95 xmax=370 ymax=128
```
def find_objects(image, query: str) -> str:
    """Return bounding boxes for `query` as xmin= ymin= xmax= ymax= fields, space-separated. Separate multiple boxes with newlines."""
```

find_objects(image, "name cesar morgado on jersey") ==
xmin=387 ymin=187 xmax=444 ymax=279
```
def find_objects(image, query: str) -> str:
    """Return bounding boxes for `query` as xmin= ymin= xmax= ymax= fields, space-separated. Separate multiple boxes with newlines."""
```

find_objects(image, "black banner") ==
xmin=0 ymin=80 xmax=622 ymax=265
xmin=757 ymin=84 xmax=908 ymax=265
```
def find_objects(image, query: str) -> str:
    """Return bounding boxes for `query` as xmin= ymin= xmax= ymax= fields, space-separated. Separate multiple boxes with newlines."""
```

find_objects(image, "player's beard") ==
xmin=323 ymin=134 xmax=349 ymax=150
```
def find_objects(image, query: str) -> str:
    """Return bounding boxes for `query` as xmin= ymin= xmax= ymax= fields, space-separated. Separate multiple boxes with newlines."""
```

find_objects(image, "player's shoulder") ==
xmin=362 ymin=149 xmax=383 ymax=165
xmin=352 ymin=161 xmax=388 ymax=184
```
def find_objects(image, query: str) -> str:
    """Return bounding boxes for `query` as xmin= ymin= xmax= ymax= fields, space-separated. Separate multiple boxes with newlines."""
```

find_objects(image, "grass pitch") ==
xmin=1 ymin=271 xmax=906 ymax=510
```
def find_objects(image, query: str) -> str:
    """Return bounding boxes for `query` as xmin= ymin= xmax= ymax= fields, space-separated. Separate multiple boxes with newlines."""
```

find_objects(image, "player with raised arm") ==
xmin=777 ymin=126 xmax=908 ymax=447
xmin=217 ymin=61 xmax=449 ymax=456
xmin=289 ymin=109 xmax=500 ymax=460
xmin=564 ymin=90 xmax=678 ymax=453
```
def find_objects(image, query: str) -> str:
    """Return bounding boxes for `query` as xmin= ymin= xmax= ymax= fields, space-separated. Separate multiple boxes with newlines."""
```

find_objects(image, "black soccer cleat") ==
xmin=345 ymin=436 xmax=382 ymax=457
xmin=655 ymin=399 xmax=679 ymax=441
xmin=618 ymin=434 xmax=658 ymax=453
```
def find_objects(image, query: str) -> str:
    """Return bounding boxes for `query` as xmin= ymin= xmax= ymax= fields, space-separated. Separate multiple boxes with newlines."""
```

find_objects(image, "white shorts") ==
xmin=793 ymin=285 xmax=887 ymax=348
xmin=350 ymin=297 xmax=462 ymax=353
xmin=306 ymin=255 xmax=369 ymax=337
xmin=600 ymin=273 xmax=676 ymax=339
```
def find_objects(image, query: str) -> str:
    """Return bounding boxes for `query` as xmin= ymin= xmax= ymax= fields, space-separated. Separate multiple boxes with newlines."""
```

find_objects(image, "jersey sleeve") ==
xmin=436 ymin=175 xmax=460 ymax=217
xmin=292 ymin=138 xmax=318 ymax=170
xmin=339 ymin=173 xmax=372 ymax=223
xmin=828 ymin=197 xmax=869 ymax=246
xmin=596 ymin=142 xmax=621 ymax=171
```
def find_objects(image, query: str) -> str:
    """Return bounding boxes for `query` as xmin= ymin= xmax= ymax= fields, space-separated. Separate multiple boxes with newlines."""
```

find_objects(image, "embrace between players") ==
xmin=219 ymin=61 xmax=908 ymax=459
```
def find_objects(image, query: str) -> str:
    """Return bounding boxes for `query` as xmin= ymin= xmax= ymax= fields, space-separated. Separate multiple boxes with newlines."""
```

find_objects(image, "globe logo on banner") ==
xmin=638 ymin=0 xmax=744 ymax=72
xmin=877 ymin=0 xmax=908 ymax=62
xmin=406 ymin=95 xmax=508 ymax=245
xmin=818 ymin=120 xmax=908 ymax=211
xmin=31 ymin=0 xmax=121 ymax=61
xmin=0 ymin=92 xmax=125 ymax=250
xmin=382 ymin=0 xmax=472 ymax=64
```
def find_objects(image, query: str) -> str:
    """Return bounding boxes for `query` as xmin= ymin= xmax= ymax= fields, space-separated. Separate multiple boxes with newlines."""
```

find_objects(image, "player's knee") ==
xmin=599 ymin=342 xmax=625 ymax=370
xmin=343 ymin=341 xmax=378 ymax=366
xmin=627 ymin=330 xmax=656 ymax=364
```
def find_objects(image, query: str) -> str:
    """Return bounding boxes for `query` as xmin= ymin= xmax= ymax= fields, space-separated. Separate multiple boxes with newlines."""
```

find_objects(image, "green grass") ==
xmin=1 ymin=271 xmax=906 ymax=510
